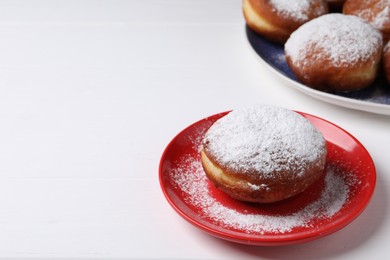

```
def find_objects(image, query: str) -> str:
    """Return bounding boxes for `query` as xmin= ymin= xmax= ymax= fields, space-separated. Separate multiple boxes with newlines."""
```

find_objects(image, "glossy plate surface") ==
xmin=159 ymin=111 xmax=376 ymax=246
xmin=246 ymin=26 xmax=390 ymax=115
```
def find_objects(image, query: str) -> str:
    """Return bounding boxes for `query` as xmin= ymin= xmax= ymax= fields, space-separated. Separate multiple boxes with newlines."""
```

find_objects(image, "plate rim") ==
xmin=244 ymin=26 xmax=390 ymax=116
xmin=159 ymin=110 xmax=377 ymax=246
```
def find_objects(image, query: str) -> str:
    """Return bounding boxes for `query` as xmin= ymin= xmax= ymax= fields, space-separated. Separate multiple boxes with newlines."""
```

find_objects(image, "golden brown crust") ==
xmin=243 ymin=0 xmax=291 ymax=43
xmin=243 ymin=0 xmax=329 ymax=44
xmin=285 ymin=48 xmax=383 ymax=92
xmin=201 ymin=149 xmax=326 ymax=203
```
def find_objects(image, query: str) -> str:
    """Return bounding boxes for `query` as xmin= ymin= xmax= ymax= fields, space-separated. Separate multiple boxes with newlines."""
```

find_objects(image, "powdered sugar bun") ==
xmin=243 ymin=0 xmax=328 ymax=44
xmin=343 ymin=0 xmax=390 ymax=42
xmin=201 ymin=105 xmax=327 ymax=203
xmin=285 ymin=13 xmax=383 ymax=92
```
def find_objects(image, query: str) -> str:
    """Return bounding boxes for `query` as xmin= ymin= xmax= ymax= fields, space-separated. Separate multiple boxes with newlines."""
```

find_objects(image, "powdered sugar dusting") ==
xmin=203 ymin=105 xmax=326 ymax=178
xmin=372 ymin=5 xmax=390 ymax=30
xmin=385 ymin=40 xmax=390 ymax=52
xmin=170 ymin=155 xmax=349 ymax=234
xmin=353 ymin=0 xmax=390 ymax=31
xmin=269 ymin=0 xmax=327 ymax=22
xmin=285 ymin=13 xmax=383 ymax=68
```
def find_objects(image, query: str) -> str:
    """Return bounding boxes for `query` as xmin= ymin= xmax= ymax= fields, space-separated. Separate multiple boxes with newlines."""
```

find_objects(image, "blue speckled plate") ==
xmin=246 ymin=26 xmax=390 ymax=115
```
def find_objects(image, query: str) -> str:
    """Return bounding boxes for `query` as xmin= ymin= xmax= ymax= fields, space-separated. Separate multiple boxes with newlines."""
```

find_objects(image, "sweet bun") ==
xmin=343 ymin=0 xmax=390 ymax=42
xmin=285 ymin=13 xmax=383 ymax=92
xmin=201 ymin=105 xmax=327 ymax=204
xmin=384 ymin=41 xmax=390 ymax=84
xmin=243 ymin=0 xmax=329 ymax=44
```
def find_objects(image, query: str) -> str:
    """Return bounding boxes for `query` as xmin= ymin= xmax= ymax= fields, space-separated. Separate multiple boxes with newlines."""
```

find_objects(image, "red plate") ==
xmin=159 ymin=111 xmax=376 ymax=246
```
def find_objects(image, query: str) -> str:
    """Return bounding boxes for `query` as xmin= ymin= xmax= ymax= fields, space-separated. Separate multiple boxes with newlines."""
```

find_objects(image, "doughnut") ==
xmin=343 ymin=0 xmax=390 ymax=42
xmin=243 ymin=0 xmax=329 ymax=44
xmin=201 ymin=105 xmax=327 ymax=204
xmin=384 ymin=41 xmax=390 ymax=84
xmin=285 ymin=13 xmax=383 ymax=92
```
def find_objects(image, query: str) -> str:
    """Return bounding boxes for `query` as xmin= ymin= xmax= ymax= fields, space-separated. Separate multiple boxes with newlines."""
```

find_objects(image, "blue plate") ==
xmin=246 ymin=26 xmax=390 ymax=115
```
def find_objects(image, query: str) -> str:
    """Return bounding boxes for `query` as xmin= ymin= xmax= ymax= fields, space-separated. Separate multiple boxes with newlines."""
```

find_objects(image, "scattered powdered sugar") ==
xmin=202 ymin=105 xmax=326 ymax=178
xmin=372 ymin=6 xmax=390 ymax=30
xmin=285 ymin=13 xmax=383 ymax=68
xmin=247 ymin=182 xmax=269 ymax=191
xmin=353 ymin=0 xmax=390 ymax=31
xmin=170 ymin=156 xmax=349 ymax=234
xmin=269 ymin=0 xmax=327 ymax=22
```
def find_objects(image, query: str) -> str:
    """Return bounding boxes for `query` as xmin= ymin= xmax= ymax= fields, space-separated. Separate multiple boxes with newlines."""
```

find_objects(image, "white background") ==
xmin=0 ymin=0 xmax=389 ymax=259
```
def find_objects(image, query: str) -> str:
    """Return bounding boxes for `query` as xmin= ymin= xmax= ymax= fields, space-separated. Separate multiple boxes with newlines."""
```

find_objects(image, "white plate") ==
xmin=246 ymin=26 xmax=390 ymax=115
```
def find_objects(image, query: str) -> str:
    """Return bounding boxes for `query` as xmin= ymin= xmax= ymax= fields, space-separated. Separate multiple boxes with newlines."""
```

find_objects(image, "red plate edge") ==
xmin=158 ymin=110 xmax=376 ymax=246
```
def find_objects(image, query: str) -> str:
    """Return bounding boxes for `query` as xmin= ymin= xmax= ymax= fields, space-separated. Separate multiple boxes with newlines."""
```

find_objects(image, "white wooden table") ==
xmin=0 ymin=1 xmax=389 ymax=259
